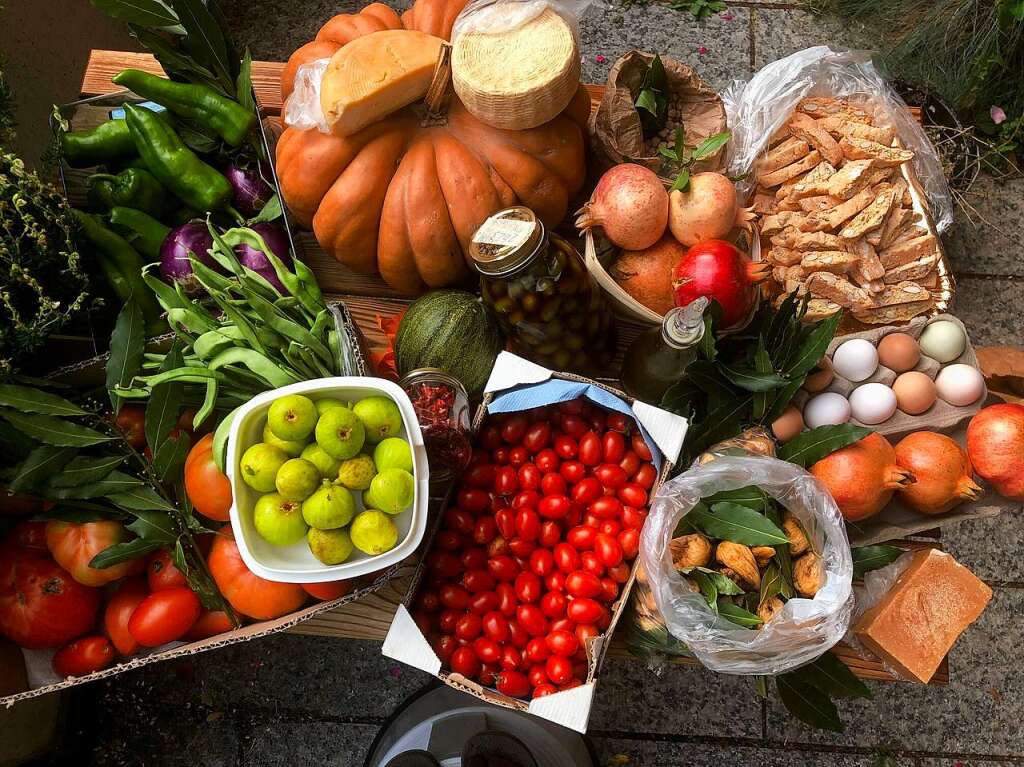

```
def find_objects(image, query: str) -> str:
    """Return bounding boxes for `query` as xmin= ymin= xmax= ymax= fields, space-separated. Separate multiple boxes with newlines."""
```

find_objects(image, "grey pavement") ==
xmin=47 ymin=1 xmax=1024 ymax=765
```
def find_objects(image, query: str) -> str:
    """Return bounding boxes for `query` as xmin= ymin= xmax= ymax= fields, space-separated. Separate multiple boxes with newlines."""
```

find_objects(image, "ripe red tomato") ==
xmin=461 ymin=548 xmax=487 ymax=572
xmin=480 ymin=425 xmax=502 ymax=450
xmin=469 ymin=591 xmax=499 ymax=615
xmin=545 ymin=655 xmax=573 ymax=685
xmin=147 ymin=550 xmax=187 ymax=592
xmin=114 ymin=405 xmax=146 ymax=449
xmin=602 ymin=432 xmax=626 ymax=463
xmin=515 ymin=508 xmax=540 ymax=541
xmin=128 ymin=587 xmax=201 ymax=647
xmin=599 ymin=519 xmax=621 ymax=537
xmin=445 ymin=508 xmax=475 ymax=536
xmin=511 ymin=491 xmax=540 ymax=510
xmin=525 ymin=637 xmax=550 ymax=664
xmin=607 ymin=562 xmax=631 ymax=584
xmin=487 ymin=555 xmax=520 ymax=582
xmin=533 ymin=682 xmax=557 ymax=698
xmin=545 ymin=629 xmax=579 ymax=657
xmin=581 ymin=551 xmax=605 ymax=577
xmin=514 ymin=571 xmax=542 ymax=603
xmin=606 ymin=412 xmax=631 ymax=434
xmin=549 ymin=617 xmax=574 ymax=633
xmin=559 ymin=460 xmax=586 ymax=484
xmin=0 ymin=548 xmax=99 ymax=649
xmin=594 ymin=533 xmax=624 ymax=567
xmin=472 ymin=517 xmax=498 ymax=546
xmin=463 ymin=463 xmax=496 ymax=489
xmin=622 ymin=506 xmax=647 ymax=530
xmin=566 ymin=525 xmax=596 ymax=550
xmin=546 ymin=571 xmax=566 ymax=592
xmin=473 ymin=636 xmax=501 ymax=664
xmin=463 ymin=569 xmax=495 ymax=595
xmin=487 ymin=534 xmax=509 ymax=559
xmin=455 ymin=613 xmax=482 ymax=640
xmin=516 ymin=604 xmax=547 ymax=636
xmin=553 ymin=435 xmax=578 ymax=459
xmin=538 ymin=521 xmax=560 ymax=548
xmin=429 ymin=551 xmax=464 ymax=579
xmin=619 ymin=529 xmax=640 ymax=560
xmin=528 ymin=663 xmax=549 ymax=688
xmin=618 ymin=483 xmax=648 ymax=508
xmin=575 ymin=623 xmax=599 ymax=647
xmin=494 ymin=466 xmax=518 ymax=496
xmin=538 ymin=495 xmax=571 ymax=520
xmin=634 ymin=463 xmax=657 ymax=489
xmin=571 ymin=477 xmax=602 ymax=505
xmin=184 ymin=433 xmax=232 ymax=521
xmin=438 ymin=609 xmax=461 ymax=633
xmin=500 ymin=644 xmax=522 ymax=671
xmin=494 ymin=508 xmax=516 ymax=540
xmin=507 ymin=619 xmax=529 ymax=648
xmin=631 ymin=433 xmax=653 ymax=461
xmin=565 ymin=570 xmax=602 ymax=599
xmin=435 ymin=530 xmax=462 ymax=551
xmin=208 ymin=527 xmax=306 ymax=620
xmin=567 ymin=597 xmax=603 ymax=624
xmin=553 ymin=543 xmax=580 ymax=574
xmin=589 ymin=496 xmax=623 ymax=521
xmin=539 ymin=590 xmax=566 ymax=619
xmin=185 ymin=610 xmax=234 ymax=641
xmin=540 ymin=473 xmax=567 ymax=497
xmin=451 ymin=645 xmax=480 ymax=677
xmin=619 ymin=450 xmax=641 ymax=477
xmin=508 ymin=446 xmax=529 ymax=467
xmin=523 ymin=422 xmax=551 ymax=453
xmin=479 ymin=663 xmax=498 ymax=686
xmin=434 ymin=634 xmax=457 ymax=663
xmin=560 ymin=415 xmax=588 ymax=439
xmin=496 ymin=670 xmax=530 ymax=698
xmin=302 ymin=580 xmax=352 ymax=601
xmin=517 ymin=464 xmax=541 ymax=492
xmin=52 ymin=635 xmax=115 ymax=677
xmin=501 ymin=415 xmax=528 ymax=444
xmin=535 ymin=449 xmax=559 ymax=473
xmin=558 ymin=399 xmax=585 ymax=416
xmin=104 ymin=577 xmax=148 ymax=656
xmin=482 ymin=611 xmax=509 ymax=642
xmin=457 ymin=487 xmax=490 ymax=513
xmin=440 ymin=583 xmax=470 ymax=609
xmin=578 ymin=432 xmax=602 ymax=466
xmin=528 ymin=548 xmax=554 ymax=577
xmin=599 ymin=577 xmax=619 ymax=602
xmin=46 ymin=520 xmax=142 ymax=587
xmin=594 ymin=464 xmax=628 ymax=490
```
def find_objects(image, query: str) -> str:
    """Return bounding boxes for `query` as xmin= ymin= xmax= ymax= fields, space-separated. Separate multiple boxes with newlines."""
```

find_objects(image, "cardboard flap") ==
xmin=526 ymin=682 xmax=595 ymax=733
xmin=632 ymin=399 xmax=687 ymax=464
xmin=485 ymin=351 xmax=552 ymax=393
xmin=382 ymin=604 xmax=441 ymax=675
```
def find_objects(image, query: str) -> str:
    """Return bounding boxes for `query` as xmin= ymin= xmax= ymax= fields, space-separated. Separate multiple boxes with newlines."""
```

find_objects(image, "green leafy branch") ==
xmin=659 ymin=129 xmax=732 ymax=191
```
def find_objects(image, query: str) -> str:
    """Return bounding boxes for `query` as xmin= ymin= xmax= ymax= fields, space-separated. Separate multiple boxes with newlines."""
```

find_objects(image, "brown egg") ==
xmin=804 ymin=357 xmax=834 ymax=393
xmin=877 ymin=333 xmax=920 ymax=373
xmin=771 ymin=406 xmax=805 ymax=443
xmin=892 ymin=371 xmax=937 ymax=415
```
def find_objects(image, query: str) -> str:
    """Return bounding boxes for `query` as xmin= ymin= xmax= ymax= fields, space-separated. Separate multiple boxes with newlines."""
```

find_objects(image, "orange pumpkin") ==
xmin=276 ymin=0 xmax=589 ymax=295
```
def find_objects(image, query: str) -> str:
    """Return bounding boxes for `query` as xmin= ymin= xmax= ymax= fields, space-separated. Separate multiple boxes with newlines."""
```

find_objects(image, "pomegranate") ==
xmin=671 ymin=239 xmax=769 ymax=329
xmin=894 ymin=432 xmax=983 ymax=514
xmin=810 ymin=433 xmax=915 ymax=522
xmin=668 ymin=172 xmax=755 ymax=247
xmin=575 ymin=164 xmax=668 ymax=251
xmin=966 ymin=403 xmax=1024 ymax=500
xmin=610 ymin=236 xmax=686 ymax=315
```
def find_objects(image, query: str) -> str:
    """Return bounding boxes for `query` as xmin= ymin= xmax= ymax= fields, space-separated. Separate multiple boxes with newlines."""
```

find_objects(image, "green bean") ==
xmin=247 ymin=292 xmax=333 ymax=367
xmin=136 ymin=367 xmax=226 ymax=387
xmin=212 ymin=405 xmax=240 ymax=472
xmin=194 ymin=326 xmax=247 ymax=360
xmin=207 ymin=348 xmax=298 ymax=388
xmin=194 ymin=378 xmax=218 ymax=429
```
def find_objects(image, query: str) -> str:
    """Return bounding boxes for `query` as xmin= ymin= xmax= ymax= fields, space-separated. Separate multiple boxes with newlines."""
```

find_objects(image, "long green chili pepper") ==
xmin=60 ymin=119 xmax=137 ymax=167
xmin=87 ymin=168 xmax=171 ymax=219
xmin=113 ymin=69 xmax=256 ymax=147
xmin=72 ymin=210 xmax=164 ymax=335
xmin=109 ymin=207 xmax=171 ymax=260
xmin=123 ymin=104 xmax=232 ymax=213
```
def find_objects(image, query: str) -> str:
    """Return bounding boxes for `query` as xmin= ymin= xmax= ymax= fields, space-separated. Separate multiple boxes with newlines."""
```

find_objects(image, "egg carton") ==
xmin=794 ymin=314 xmax=984 ymax=440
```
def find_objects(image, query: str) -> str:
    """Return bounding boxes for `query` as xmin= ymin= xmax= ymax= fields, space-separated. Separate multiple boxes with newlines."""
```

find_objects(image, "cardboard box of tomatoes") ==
xmin=0 ymin=306 xmax=405 ymax=707
xmin=383 ymin=352 xmax=688 ymax=733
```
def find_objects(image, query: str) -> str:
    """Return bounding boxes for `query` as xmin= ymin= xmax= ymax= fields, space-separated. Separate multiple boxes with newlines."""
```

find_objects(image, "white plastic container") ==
xmin=226 ymin=377 xmax=429 ymax=583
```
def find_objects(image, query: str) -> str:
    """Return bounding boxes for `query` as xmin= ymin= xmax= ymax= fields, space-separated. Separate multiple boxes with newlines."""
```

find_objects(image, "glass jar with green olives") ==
xmin=470 ymin=207 xmax=616 ymax=374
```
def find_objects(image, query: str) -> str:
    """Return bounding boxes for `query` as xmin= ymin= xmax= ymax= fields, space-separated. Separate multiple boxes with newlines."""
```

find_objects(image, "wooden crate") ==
xmin=78 ymin=50 xmax=946 ymax=685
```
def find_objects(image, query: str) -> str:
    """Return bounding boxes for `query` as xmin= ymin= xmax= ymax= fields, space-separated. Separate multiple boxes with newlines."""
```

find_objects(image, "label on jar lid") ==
xmin=471 ymin=217 xmax=536 ymax=249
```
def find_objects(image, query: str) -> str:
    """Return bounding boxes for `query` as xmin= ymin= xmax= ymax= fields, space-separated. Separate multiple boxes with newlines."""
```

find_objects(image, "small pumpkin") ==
xmin=277 ymin=0 xmax=588 ymax=296
xmin=395 ymin=289 xmax=505 ymax=395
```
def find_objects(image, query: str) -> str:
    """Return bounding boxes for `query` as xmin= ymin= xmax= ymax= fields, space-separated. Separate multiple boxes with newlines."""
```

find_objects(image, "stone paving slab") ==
xmin=950 ymin=278 xmax=1024 ymax=347
xmin=241 ymin=721 xmax=379 ymax=766
xmin=945 ymin=177 xmax=1024 ymax=277
xmin=591 ymin=738 xmax=881 ymax=766
xmin=751 ymin=6 xmax=874 ymax=69
xmin=943 ymin=506 xmax=1024 ymax=584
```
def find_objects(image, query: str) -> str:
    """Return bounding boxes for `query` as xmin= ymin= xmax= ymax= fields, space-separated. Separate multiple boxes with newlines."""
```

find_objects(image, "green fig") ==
xmin=353 ymin=396 xmax=403 ymax=444
xmin=275 ymin=458 xmax=321 ymax=502
xmin=337 ymin=454 xmax=377 ymax=491
xmin=301 ymin=482 xmax=356 ymax=529
xmin=373 ymin=437 xmax=413 ymax=473
xmin=268 ymin=394 xmax=318 ymax=442
xmin=239 ymin=442 xmax=288 ymax=493
xmin=363 ymin=468 xmax=415 ymax=515
xmin=315 ymin=407 xmax=365 ymax=460
xmin=350 ymin=510 xmax=398 ymax=555
xmin=301 ymin=443 xmax=341 ymax=479
xmin=315 ymin=398 xmax=350 ymax=417
xmin=307 ymin=527 xmax=354 ymax=565
xmin=253 ymin=492 xmax=308 ymax=546
xmin=263 ymin=422 xmax=306 ymax=457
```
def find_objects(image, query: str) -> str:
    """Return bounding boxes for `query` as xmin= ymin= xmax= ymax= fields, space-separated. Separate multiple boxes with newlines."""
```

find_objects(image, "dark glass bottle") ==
xmin=620 ymin=297 xmax=708 ymax=404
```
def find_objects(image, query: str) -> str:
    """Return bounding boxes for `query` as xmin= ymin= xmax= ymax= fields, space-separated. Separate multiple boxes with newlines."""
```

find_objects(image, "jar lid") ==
xmin=469 ymin=206 xmax=544 ymax=277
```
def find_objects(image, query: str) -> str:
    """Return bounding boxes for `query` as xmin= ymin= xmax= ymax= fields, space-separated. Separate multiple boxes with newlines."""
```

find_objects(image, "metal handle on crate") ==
xmin=328 ymin=301 xmax=369 ymax=376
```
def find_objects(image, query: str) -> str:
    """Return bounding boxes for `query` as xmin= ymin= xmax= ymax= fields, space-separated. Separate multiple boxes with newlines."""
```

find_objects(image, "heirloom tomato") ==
xmin=46 ymin=520 xmax=142 ymax=587
xmin=208 ymin=527 xmax=306 ymax=619
xmin=184 ymin=433 xmax=233 ymax=522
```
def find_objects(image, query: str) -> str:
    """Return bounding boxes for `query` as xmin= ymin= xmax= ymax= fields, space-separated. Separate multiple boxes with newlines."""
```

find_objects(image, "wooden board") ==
xmin=79 ymin=50 xmax=944 ymax=686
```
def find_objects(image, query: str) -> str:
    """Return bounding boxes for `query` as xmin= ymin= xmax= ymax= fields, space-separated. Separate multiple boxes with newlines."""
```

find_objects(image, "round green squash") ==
xmin=395 ymin=290 xmax=505 ymax=396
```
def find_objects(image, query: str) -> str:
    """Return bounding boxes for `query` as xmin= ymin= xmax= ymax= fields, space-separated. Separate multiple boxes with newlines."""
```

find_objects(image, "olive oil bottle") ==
xmin=620 ymin=298 xmax=708 ymax=404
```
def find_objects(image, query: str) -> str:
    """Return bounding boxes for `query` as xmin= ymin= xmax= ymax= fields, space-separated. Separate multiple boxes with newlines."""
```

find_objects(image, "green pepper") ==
xmin=87 ymin=168 xmax=171 ymax=219
xmin=60 ymin=120 xmax=137 ymax=167
xmin=109 ymin=207 xmax=171 ymax=260
xmin=72 ymin=209 xmax=164 ymax=335
xmin=123 ymin=104 xmax=233 ymax=214
xmin=113 ymin=69 xmax=256 ymax=147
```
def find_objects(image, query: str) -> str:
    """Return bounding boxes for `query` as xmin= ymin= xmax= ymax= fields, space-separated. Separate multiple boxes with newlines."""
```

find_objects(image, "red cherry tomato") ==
xmin=473 ymin=636 xmax=501 ymax=664
xmin=451 ymin=646 xmax=480 ymax=677
xmin=589 ymin=496 xmax=623 ymax=520
xmin=481 ymin=611 xmax=509 ymax=643
xmin=575 ymin=623 xmax=600 ymax=647
xmin=619 ymin=528 xmax=640 ymax=560
xmin=632 ymin=433 xmax=653 ymax=461
xmin=538 ymin=521 xmax=560 ymax=548
xmin=571 ymin=477 xmax=603 ymax=505
xmin=185 ymin=610 xmax=234 ymax=641
xmin=545 ymin=655 xmax=573 ymax=685
xmin=480 ymin=425 xmax=502 ymax=450
xmin=599 ymin=519 xmax=622 ymax=537
xmin=634 ymin=463 xmax=657 ymax=490
xmin=501 ymin=415 xmax=528 ymax=444
xmin=469 ymin=591 xmax=500 ymax=615
xmin=622 ymin=506 xmax=647 ymax=530
xmin=582 ymin=512 xmax=602 ymax=529
xmin=494 ymin=466 xmax=518 ymax=496
xmin=463 ymin=569 xmax=495 ymax=595
xmin=581 ymin=551 xmax=605 ymax=577
xmin=594 ymin=533 xmax=624 ymax=567
xmin=606 ymin=412 xmax=631 ymax=434
xmin=578 ymin=432 xmax=602 ymax=466
xmin=516 ymin=604 xmax=548 ymax=636
xmin=594 ymin=463 xmax=628 ymax=490
xmin=553 ymin=435 xmax=578 ymax=459
xmin=493 ymin=447 xmax=510 ymax=465
xmin=461 ymin=548 xmax=487 ymax=572
xmin=619 ymin=450 xmax=641 ymax=477
xmin=440 ymin=583 xmax=470 ymax=610
xmin=463 ymin=464 xmax=496 ymax=489
xmin=517 ymin=464 xmax=541 ymax=492
xmin=558 ymin=399 xmax=585 ymax=416
xmin=436 ymin=530 xmax=463 ymax=551
xmin=533 ymin=683 xmax=557 ymax=698
xmin=494 ymin=508 xmax=517 ymax=539
xmin=509 ymin=446 xmax=529 ymax=467
xmin=472 ymin=517 xmax=498 ymax=546
xmin=479 ymin=662 xmax=498 ymax=686
xmin=146 ymin=550 xmax=187 ymax=592
xmin=439 ymin=609 xmax=461 ymax=633
xmin=515 ymin=508 xmax=541 ymax=541
xmin=545 ymin=629 xmax=579 ymax=657
xmin=523 ymin=422 xmax=551 ymax=453
xmin=607 ymin=562 xmax=631 ymax=584
xmin=559 ymin=460 xmax=586 ymax=484
xmin=487 ymin=555 xmax=520 ymax=582
xmin=528 ymin=663 xmax=549 ymax=688
xmin=567 ymin=597 xmax=603 ymax=624
xmin=559 ymin=415 xmax=588 ymax=439
xmin=538 ymin=495 xmax=571 ymax=520
xmin=429 ymin=551 xmax=463 ymax=579
xmin=549 ymin=616 xmax=574 ymax=633
xmin=529 ymin=548 xmax=555 ymax=577
xmin=539 ymin=590 xmax=567 ymax=619
xmin=127 ymin=587 xmax=201 ymax=647
xmin=535 ymin=449 xmax=560 ymax=473
xmin=52 ymin=635 xmax=115 ymax=678
xmin=553 ymin=543 xmax=580 ymax=573
xmin=540 ymin=472 xmax=567 ymax=497
xmin=597 ymin=577 xmax=618 ymax=602
xmin=512 ymin=491 xmax=540 ymax=510
xmin=455 ymin=612 xmax=482 ymax=640
xmin=565 ymin=570 xmax=602 ymax=599
xmin=487 ymin=536 xmax=509 ymax=558
xmin=507 ymin=538 xmax=536 ymax=559
xmin=566 ymin=525 xmax=596 ymax=550
xmin=457 ymin=488 xmax=491 ymax=513
xmin=445 ymin=509 xmax=475 ymax=536
xmin=618 ymin=483 xmax=648 ymax=508
xmin=525 ymin=637 xmax=550 ymax=664
xmin=602 ymin=432 xmax=626 ymax=463
xmin=500 ymin=644 xmax=522 ymax=672
xmin=507 ymin=619 xmax=530 ymax=648
xmin=103 ymin=577 xmax=148 ymax=656
xmin=495 ymin=583 xmax=517 ymax=616
xmin=435 ymin=634 xmax=457 ymax=663
xmin=514 ymin=572 xmax=542 ymax=604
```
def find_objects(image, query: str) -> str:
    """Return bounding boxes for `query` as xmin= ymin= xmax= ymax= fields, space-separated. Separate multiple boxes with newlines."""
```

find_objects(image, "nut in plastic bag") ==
xmin=721 ymin=46 xmax=954 ymax=233
xmin=639 ymin=454 xmax=854 ymax=675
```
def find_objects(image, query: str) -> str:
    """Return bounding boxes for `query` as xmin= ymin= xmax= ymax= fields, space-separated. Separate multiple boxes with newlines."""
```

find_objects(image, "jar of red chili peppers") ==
xmin=400 ymin=369 xmax=472 ymax=484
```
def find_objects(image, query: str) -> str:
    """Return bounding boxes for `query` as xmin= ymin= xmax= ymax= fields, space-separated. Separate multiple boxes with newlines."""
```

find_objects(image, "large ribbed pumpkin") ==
xmin=276 ymin=0 xmax=589 ymax=295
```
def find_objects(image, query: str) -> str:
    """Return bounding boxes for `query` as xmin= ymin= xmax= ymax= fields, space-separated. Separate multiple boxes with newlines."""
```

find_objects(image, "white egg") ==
xmin=803 ymin=392 xmax=852 ymax=428
xmin=831 ymin=339 xmax=879 ymax=382
xmin=919 ymin=320 xmax=966 ymax=363
xmin=849 ymin=383 xmax=898 ymax=425
xmin=935 ymin=364 xmax=985 ymax=406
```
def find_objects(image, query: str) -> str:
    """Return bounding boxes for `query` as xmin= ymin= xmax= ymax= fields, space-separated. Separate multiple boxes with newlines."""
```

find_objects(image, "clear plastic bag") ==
xmin=451 ymin=0 xmax=601 ymax=41
xmin=638 ymin=454 xmax=854 ymax=675
xmin=283 ymin=58 xmax=331 ymax=134
xmin=721 ymin=46 xmax=954 ymax=233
